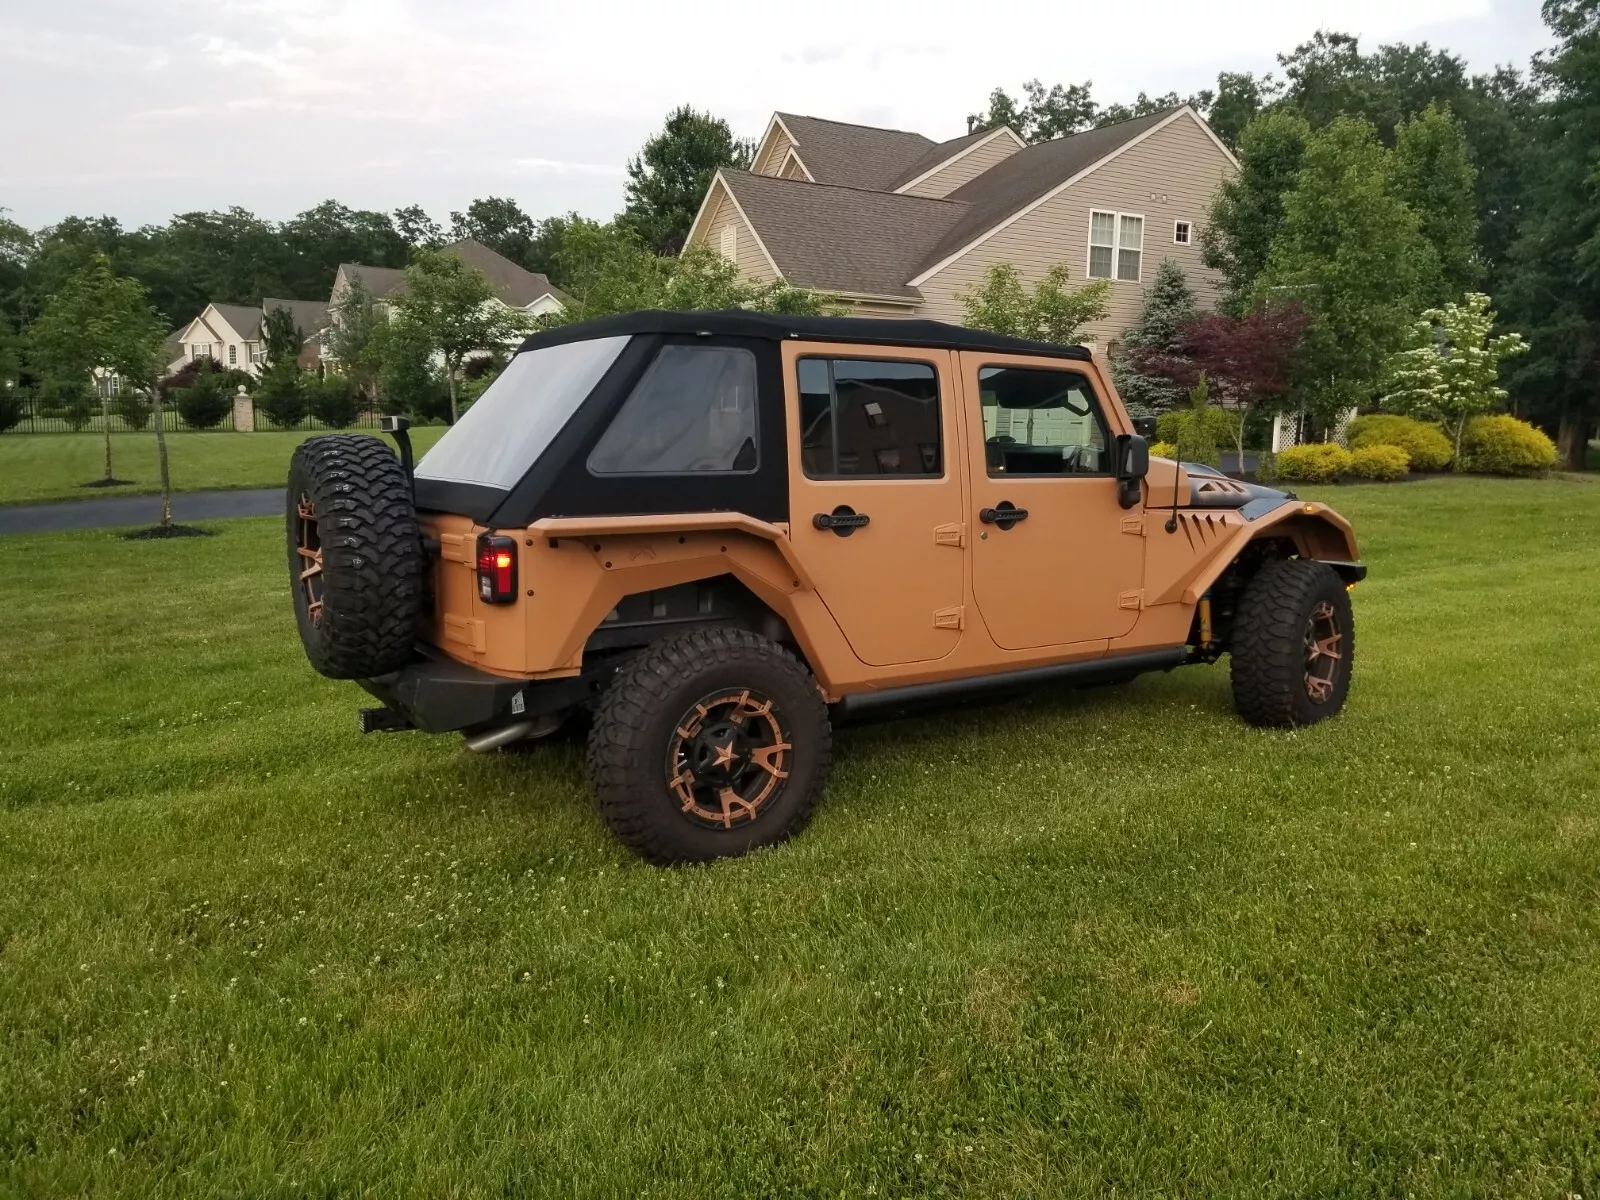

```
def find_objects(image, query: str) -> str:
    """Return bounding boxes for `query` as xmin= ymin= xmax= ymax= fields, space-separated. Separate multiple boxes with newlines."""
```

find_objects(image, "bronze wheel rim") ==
xmin=1304 ymin=600 xmax=1343 ymax=704
xmin=295 ymin=493 xmax=325 ymax=626
xmin=666 ymin=689 xmax=791 ymax=829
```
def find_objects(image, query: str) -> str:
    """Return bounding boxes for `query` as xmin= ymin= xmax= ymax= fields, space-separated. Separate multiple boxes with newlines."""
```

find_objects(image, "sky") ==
xmin=0 ymin=0 xmax=1556 ymax=233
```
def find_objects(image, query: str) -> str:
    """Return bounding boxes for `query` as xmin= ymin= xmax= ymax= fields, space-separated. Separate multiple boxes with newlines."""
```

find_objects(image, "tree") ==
xmin=1256 ymin=117 xmax=1431 ymax=424
xmin=622 ymin=107 xmax=753 ymax=254
xmin=450 ymin=197 xmax=540 ymax=268
xmin=1112 ymin=259 xmax=1198 ymax=415
xmin=26 ymin=255 xmax=164 ymax=485
xmin=1383 ymin=292 xmax=1529 ymax=467
xmin=1392 ymin=103 xmax=1480 ymax=303
xmin=1501 ymin=0 xmax=1600 ymax=470
xmin=261 ymin=305 xmax=304 ymax=368
xmin=970 ymin=79 xmax=1097 ymax=140
xmin=392 ymin=205 xmax=444 ymax=251
xmin=1206 ymin=72 xmax=1283 ymax=150
xmin=279 ymin=201 xmax=408 ymax=298
xmin=322 ymin=278 xmax=385 ymax=400
xmin=391 ymin=249 xmax=532 ymax=422
xmin=959 ymin=262 xmax=1111 ymax=345
xmin=1202 ymin=109 xmax=1312 ymax=312
xmin=254 ymin=362 xmax=309 ymax=429
xmin=377 ymin=318 xmax=449 ymax=423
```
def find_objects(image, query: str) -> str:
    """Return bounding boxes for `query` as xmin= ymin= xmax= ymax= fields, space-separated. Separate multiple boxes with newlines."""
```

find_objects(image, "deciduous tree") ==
xmin=960 ymin=263 xmax=1111 ymax=345
xmin=622 ymin=107 xmax=753 ymax=255
xmin=1393 ymin=102 xmax=1481 ymax=303
xmin=1202 ymin=108 xmax=1312 ymax=312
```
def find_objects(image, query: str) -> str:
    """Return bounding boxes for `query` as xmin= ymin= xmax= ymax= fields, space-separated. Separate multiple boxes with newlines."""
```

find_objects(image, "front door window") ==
xmin=980 ymin=365 xmax=1108 ymax=476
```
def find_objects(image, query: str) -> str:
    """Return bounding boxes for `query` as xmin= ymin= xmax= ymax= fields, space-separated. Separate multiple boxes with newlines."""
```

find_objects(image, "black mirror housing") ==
xmin=1115 ymin=433 xmax=1148 ymax=510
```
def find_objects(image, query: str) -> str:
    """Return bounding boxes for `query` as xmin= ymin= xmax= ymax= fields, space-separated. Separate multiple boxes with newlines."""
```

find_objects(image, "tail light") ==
xmin=476 ymin=534 xmax=518 ymax=604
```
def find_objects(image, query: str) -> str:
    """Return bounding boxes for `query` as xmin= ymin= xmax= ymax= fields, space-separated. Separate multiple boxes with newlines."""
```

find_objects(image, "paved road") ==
xmin=0 ymin=488 xmax=281 ymax=535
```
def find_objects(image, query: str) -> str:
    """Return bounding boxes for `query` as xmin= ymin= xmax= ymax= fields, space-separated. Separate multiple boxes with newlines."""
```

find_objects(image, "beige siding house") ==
xmin=685 ymin=107 xmax=1236 ymax=345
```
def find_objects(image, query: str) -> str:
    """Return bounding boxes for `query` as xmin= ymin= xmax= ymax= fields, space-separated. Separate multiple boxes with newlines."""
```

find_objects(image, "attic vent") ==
xmin=719 ymin=225 xmax=738 ymax=265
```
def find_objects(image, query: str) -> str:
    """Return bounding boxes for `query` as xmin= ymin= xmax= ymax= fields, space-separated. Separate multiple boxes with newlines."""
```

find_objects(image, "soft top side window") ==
xmin=588 ymin=344 xmax=759 ymax=475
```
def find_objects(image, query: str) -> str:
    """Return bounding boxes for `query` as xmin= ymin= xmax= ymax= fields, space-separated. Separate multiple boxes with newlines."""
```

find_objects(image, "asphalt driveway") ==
xmin=0 ymin=489 xmax=280 ymax=535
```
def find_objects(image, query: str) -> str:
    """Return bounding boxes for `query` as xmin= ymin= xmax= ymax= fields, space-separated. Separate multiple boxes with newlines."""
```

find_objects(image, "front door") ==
xmin=959 ymin=351 xmax=1144 ymax=650
xmin=783 ymin=343 xmax=966 ymax=667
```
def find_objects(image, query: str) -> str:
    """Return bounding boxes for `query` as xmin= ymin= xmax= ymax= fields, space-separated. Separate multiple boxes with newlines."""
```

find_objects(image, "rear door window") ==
xmin=797 ymin=357 xmax=941 ymax=478
xmin=588 ymin=345 xmax=758 ymax=475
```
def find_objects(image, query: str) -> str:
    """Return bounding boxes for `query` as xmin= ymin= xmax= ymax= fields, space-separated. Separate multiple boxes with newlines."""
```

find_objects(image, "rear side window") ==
xmin=588 ymin=345 xmax=759 ymax=475
xmin=797 ymin=357 xmax=941 ymax=478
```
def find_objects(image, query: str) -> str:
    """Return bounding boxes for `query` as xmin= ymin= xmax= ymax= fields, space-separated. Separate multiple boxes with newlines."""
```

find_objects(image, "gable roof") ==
xmin=263 ymin=297 xmax=330 ymax=338
xmin=771 ymin=113 xmax=935 ymax=191
xmin=889 ymin=126 xmax=1018 ymax=192
xmin=337 ymin=239 xmax=566 ymax=309
xmin=209 ymin=302 xmax=263 ymax=342
xmin=720 ymin=171 xmax=967 ymax=298
xmin=913 ymin=108 xmax=1182 ymax=277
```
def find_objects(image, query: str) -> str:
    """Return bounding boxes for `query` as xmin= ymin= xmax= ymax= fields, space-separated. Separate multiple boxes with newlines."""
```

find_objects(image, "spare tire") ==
xmin=286 ymin=434 xmax=425 ymax=680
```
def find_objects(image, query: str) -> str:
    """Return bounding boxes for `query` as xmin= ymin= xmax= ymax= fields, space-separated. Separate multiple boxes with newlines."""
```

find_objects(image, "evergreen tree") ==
xmin=1201 ymin=109 xmax=1312 ymax=312
xmin=1393 ymin=102 xmax=1481 ymax=303
xmin=1257 ymin=117 xmax=1430 ymax=424
xmin=1113 ymin=259 xmax=1198 ymax=415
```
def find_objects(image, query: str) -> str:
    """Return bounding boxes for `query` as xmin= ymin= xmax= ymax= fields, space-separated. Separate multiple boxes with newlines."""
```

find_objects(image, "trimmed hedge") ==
xmin=1276 ymin=443 xmax=1352 ymax=484
xmin=1459 ymin=415 xmax=1557 ymax=476
xmin=1347 ymin=443 xmax=1411 ymax=481
xmin=1348 ymin=414 xmax=1453 ymax=471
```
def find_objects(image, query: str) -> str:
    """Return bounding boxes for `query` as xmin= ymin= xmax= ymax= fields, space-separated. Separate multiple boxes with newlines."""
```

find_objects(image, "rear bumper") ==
xmin=358 ymin=646 xmax=610 ymax=734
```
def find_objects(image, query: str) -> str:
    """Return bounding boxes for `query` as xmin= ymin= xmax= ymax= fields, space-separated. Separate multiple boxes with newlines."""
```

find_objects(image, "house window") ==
xmin=192 ymin=343 xmax=211 ymax=360
xmin=1174 ymin=220 xmax=1191 ymax=245
xmin=248 ymin=342 xmax=264 ymax=364
xmin=1088 ymin=210 xmax=1144 ymax=282
xmin=719 ymin=224 xmax=738 ymax=265
xmin=228 ymin=344 xmax=237 ymax=365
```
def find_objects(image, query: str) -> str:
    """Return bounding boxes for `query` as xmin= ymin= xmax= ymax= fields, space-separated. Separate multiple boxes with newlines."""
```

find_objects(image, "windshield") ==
xmin=415 ymin=335 xmax=631 ymax=490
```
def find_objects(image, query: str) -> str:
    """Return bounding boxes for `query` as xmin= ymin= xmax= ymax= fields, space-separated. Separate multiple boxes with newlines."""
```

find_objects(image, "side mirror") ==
xmin=1115 ymin=433 xmax=1148 ymax=510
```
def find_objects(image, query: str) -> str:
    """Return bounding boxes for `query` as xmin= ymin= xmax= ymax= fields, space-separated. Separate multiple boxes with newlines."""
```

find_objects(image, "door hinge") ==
xmin=444 ymin=614 xmax=488 ymax=652
xmin=1121 ymin=515 xmax=1146 ymax=537
xmin=439 ymin=533 xmax=473 ymax=563
xmin=933 ymin=605 xmax=966 ymax=630
xmin=934 ymin=522 xmax=966 ymax=548
xmin=1118 ymin=589 xmax=1145 ymax=611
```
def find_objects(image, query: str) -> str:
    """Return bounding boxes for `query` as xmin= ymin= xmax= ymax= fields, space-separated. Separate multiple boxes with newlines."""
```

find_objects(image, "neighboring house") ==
xmin=684 ymin=107 xmax=1237 ymax=345
xmin=168 ymin=298 xmax=328 ymax=377
xmin=328 ymin=237 xmax=568 ymax=324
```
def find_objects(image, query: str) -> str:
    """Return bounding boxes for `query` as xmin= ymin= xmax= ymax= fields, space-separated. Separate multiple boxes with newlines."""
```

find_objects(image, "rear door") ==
xmin=782 ymin=342 xmax=967 ymax=667
xmin=959 ymin=351 xmax=1144 ymax=650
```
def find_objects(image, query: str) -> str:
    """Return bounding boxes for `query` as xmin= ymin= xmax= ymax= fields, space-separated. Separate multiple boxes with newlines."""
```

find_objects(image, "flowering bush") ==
xmin=1346 ymin=443 xmax=1411 ymax=481
xmin=1276 ymin=442 xmax=1353 ymax=483
xmin=1459 ymin=415 xmax=1557 ymax=476
xmin=1347 ymin=413 xmax=1453 ymax=471
xmin=1148 ymin=440 xmax=1178 ymax=460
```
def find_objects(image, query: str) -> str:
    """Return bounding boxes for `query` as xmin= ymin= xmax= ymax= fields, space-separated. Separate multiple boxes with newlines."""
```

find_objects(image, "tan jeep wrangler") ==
xmin=287 ymin=311 xmax=1363 ymax=864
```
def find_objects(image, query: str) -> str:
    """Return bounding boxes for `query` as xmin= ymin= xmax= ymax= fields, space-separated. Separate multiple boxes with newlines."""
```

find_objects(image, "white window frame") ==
xmin=1173 ymin=220 xmax=1192 ymax=246
xmin=1086 ymin=209 xmax=1145 ymax=283
xmin=228 ymin=344 xmax=237 ymax=365
xmin=719 ymin=223 xmax=738 ymax=265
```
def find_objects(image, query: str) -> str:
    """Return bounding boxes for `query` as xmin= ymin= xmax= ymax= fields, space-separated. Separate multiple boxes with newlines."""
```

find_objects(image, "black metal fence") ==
xmin=0 ymin=394 xmax=392 ymax=435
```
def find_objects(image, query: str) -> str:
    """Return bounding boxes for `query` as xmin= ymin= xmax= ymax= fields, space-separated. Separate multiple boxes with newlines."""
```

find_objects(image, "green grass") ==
xmin=0 ymin=428 xmax=447 ymax=506
xmin=2 ymin=477 xmax=1599 ymax=1197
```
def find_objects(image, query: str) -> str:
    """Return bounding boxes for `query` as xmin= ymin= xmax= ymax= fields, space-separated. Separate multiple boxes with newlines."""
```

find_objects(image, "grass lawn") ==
xmin=0 ymin=428 xmax=448 ymax=507
xmin=2 ymin=476 xmax=1599 ymax=1197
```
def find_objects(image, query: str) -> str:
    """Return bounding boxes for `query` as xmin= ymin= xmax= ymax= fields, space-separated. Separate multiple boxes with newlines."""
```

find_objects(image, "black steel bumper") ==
xmin=357 ymin=646 xmax=612 ymax=734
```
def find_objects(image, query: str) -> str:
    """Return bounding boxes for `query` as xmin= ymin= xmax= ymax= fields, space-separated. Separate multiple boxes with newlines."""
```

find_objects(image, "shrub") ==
xmin=176 ymin=371 xmax=234 ymax=429
xmin=1459 ymin=414 xmax=1557 ymax=476
xmin=1276 ymin=442 xmax=1352 ymax=483
xmin=0 ymin=393 xmax=23 ymax=434
xmin=255 ymin=364 xmax=308 ymax=429
xmin=1154 ymin=403 xmax=1239 ymax=454
xmin=1149 ymin=440 xmax=1178 ymax=460
xmin=114 ymin=390 xmax=152 ymax=431
xmin=1346 ymin=443 xmax=1411 ymax=481
xmin=1348 ymin=413 xmax=1453 ymax=471
xmin=308 ymin=373 xmax=360 ymax=429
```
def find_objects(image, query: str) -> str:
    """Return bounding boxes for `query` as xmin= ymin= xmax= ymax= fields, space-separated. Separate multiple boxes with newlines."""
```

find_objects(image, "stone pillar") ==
xmin=233 ymin=385 xmax=254 ymax=432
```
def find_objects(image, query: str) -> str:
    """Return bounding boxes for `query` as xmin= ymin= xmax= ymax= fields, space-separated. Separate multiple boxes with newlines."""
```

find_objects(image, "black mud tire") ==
xmin=1229 ymin=558 xmax=1355 ymax=727
xmin=286 ymin=434 xmax=424 ymax=680
xmin=586 ymin=629 xmax=831 ymax=865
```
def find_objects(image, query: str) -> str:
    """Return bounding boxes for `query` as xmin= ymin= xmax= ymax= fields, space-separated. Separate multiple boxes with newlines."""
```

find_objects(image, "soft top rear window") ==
xmin=415 ymin=335 xmax=630 ymax=490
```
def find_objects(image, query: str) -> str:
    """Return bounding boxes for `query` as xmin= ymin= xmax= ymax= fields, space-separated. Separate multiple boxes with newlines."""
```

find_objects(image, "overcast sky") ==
xmin=0 ymin=0 xmax=1554 ymax=233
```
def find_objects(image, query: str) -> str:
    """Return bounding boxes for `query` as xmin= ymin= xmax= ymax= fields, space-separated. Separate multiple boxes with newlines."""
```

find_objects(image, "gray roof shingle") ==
xmin=338 ymin=239 xmax=566 ymax=308
xmin=263 ymin=297 xmax=330 ymax=338
xmin=209 ymin=303 xmax=263 ymax=342
xmin=887 ymin=127 xmax=1006 ymax=191
xmin=775 ymin=113 xmax=935 ymax=191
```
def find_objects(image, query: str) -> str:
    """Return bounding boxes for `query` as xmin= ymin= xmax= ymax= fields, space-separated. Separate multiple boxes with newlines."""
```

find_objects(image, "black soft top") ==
xmin=515 ymin=309 xmax=1093 ymax=362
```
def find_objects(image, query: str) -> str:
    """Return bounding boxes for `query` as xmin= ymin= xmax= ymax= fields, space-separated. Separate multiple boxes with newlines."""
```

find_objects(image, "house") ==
xmin=169 ymin=298 xmax=328 ymax=376
xmin=684 ymin=107 xmax=1237 ymax=345
xmin=328 ymin=237 xmax=568 ymax=323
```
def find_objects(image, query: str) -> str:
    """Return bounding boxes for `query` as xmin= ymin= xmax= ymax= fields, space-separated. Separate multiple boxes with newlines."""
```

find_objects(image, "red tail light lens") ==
xmin=476 ymin=534 xmax=518 ymax=604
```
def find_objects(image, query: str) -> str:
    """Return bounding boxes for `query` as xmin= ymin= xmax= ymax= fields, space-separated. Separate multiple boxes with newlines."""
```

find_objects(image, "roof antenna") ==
xmin=1164 ymin=449 xmax=1182 ymax=533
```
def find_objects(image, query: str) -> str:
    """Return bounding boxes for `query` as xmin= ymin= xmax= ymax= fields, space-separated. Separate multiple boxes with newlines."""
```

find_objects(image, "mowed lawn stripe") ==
xmin=1 ymin=476 xmax=1598 ymax=1197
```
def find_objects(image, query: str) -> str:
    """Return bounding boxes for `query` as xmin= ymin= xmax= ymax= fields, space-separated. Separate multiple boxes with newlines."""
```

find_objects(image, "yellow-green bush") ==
xmin=1149 ymin=440 xmax=1178 ymax=460
xmin=1459 ymin=414 xmax=1558 ymax=475
xmin=1347 ymin=413 xmax=1454 ymax=471
xmin=1276 ymin=442 xmax=1353 ymax=483
xmin=1346 ymin=443 xmax=1411 ymax=481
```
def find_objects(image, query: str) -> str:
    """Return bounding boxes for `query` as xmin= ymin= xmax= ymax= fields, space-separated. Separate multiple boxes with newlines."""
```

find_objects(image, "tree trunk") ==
xmin=1233 ymin=402 xmax=1249 ymax=478
xmin=102 ymin=391 xmax=113 ymax=482
xmin=153 ymin=390 xmax=172 ymax=529
xmin=1557 ymin=403 xmax=1593 ymax=472
xmin=1451 ymin=416 xmax=1466 ymax=472
xmin=446 ymin=366 xmax=458 ymax=425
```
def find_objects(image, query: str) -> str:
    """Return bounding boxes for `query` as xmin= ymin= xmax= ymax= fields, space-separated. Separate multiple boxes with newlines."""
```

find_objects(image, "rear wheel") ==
xmin=1229 ymin=559 xmax=1354 ymax=727
xmin=586 ymin=629 xmax=831 ymax=864
xmin=286 ymin=435 xmax=424 ymax=680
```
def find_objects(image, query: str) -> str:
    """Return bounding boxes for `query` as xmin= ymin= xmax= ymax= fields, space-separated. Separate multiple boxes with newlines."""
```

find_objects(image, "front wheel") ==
xmin=586 ymin=629 xmax=831 ymax=864
xmin=1229 ymin=559 xmax=1355 ymax=727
